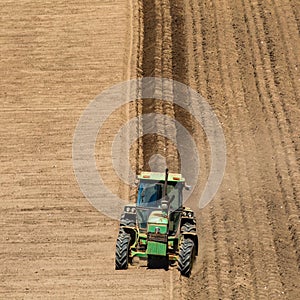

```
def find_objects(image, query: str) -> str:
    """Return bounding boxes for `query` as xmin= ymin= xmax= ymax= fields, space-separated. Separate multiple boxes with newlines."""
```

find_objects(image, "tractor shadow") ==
xmin=130 ymin=257 xmax=177 ymax=272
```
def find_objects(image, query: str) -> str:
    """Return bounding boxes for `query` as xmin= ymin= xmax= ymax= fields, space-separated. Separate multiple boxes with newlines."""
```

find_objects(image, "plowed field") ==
xmin=1 ymin=0 xmax=299 ymax=299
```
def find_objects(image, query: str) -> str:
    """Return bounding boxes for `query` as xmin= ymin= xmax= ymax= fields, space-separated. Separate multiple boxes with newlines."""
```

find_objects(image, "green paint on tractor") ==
xmin=115 ymin=169 xmax=199 ymax=277
xmin=147 ymin=212 xmax=168 ymax=226
xmin=146 ymin=241 xmax=167 ymax=256
xmin=147 ymin=224 xmax=167 ymax=234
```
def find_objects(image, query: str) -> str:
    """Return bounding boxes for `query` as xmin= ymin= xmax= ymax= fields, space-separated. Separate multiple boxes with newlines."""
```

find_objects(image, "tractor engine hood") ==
xmin=148 ymin=211 xmax=168 ymax=224
xmin=147 ymin=211 xmax=168 ymax=235
xmin=146 ymin=211 xmax=169 ymax=256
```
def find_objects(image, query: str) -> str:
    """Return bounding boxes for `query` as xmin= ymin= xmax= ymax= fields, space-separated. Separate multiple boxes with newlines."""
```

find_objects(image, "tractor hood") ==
xmin=147 ymin=211 xmax=168 ymax=235
xmin=148 ymin=211 xmax=168 ymax=225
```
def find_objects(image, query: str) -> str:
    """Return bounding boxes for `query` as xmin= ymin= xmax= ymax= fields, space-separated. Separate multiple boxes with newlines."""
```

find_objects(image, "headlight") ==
xmin=187 ymin=212 xmax=193 ymax=218
xmin=125 ymin=206 xmax=136 ymax=213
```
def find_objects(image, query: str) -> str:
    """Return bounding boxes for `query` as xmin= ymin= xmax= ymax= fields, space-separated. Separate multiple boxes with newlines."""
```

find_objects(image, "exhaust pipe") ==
xmin=162 ymin=168 xmax=169 ymax=213
xmin=163 ymin=168 xmax=169 ymax=199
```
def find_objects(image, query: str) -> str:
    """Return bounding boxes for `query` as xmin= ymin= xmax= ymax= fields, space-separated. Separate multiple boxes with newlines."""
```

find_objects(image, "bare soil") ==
xmin=0 ymin=0 xmax=299 ymax=299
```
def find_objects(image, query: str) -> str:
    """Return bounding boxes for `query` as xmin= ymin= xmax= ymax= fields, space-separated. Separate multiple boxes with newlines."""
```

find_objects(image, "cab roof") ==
xmin=137 ymin=171 xmax=185 ymax=182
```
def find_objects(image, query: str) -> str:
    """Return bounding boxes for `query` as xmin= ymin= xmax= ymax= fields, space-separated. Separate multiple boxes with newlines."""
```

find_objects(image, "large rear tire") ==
xmin=178 ymin=238 xmax=195 ymax=277
xmin=115 ymin=233 xmax=131 ymax=270
xmin=181 ymin=223 xmax=196 ymax=233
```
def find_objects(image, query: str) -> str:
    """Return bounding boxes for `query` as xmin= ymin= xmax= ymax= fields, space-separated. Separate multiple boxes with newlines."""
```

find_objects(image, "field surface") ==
xmin=0 ymin=0 xmax=299 ymax=299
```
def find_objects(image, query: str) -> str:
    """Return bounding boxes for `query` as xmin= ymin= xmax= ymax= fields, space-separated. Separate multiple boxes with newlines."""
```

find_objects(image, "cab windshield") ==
xmin=137 ymin=180 xmax=181 ymax=210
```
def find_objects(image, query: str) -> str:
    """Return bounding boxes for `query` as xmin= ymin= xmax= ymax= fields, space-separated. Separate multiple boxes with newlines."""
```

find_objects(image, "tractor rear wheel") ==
xmin=181 ymin=223 xmax=196 ymax=233
xmin=178 ymin=238 xmax=195 ymax=277
xmin=115 ymin=232 xmax=131 ymax=270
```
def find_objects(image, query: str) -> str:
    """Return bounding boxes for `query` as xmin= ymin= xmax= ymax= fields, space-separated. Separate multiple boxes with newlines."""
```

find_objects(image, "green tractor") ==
xmin=115 ymin=169 xmax=198 ymax=277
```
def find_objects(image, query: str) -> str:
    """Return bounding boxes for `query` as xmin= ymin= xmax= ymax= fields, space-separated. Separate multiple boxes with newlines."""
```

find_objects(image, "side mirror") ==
xmin=184 ymin=184 xmax=192 ymax=191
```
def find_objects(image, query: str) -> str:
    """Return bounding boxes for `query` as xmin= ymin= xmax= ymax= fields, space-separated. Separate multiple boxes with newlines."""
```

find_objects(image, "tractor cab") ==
xmin=136 ymin=172 xmax=184 ymax=231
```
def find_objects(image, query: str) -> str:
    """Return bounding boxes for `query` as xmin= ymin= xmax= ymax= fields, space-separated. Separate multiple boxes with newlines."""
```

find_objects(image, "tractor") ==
xmin=115 ymin=169 xmax=198 ymax=277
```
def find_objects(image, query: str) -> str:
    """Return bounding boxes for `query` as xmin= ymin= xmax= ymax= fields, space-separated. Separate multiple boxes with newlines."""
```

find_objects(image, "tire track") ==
xmin=209 ymin=1 xmax=262 ymax=298
xmin=257 ymin=0 xmax=299 ymax=158
xmin=191 ymin=1 xmax=233 ymax=298
xmin=135 ymin=0 xmax=299 ymax=299
xmin=246 ymin=0 xmax=300 ymax=273
xmin=176 ymin=0 xmax=300 ymax=298
xmin=171 ymin=0 xmax=257 ymax=298
xmin=133 ymin=0 xmax=144 ymax=176
xmin=171 ymin=0 xmax=211 ymax=206
xmin=190 ymin=1 xmax=266 ymax=298
xmin=167 ymin=2 xmax=227 ymax=299
xmin=229 ymin=0 xmax=300 ymax=297
xmin=137 ymin=1 xmax=212 ymax=298
xmin=180 ymin=1 xmax=245 ymax=298
xmin=137 ymin=0 xmax=181 ymax=298
xmin=140 ymin=0 xmax=179 ymax=174
xmin=177 ymin=1 xmax=235 ymax=299
xmin=289 ymin=0 xmax=300 ymax=33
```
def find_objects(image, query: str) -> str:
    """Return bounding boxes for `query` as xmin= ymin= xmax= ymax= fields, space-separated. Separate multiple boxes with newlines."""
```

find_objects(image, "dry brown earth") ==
xmin=1 ymin=0 xmax=299 ymax=299
xmin=0 ymin=1 xmax=171 ymax=299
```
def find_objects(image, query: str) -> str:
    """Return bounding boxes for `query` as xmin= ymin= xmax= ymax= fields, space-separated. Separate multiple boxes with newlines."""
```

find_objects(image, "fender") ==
xmin=122 ymin=226 xmax=138 ymax=247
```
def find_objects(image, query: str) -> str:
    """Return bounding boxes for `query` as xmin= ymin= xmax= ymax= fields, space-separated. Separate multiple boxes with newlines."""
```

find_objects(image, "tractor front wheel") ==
xmin=178 ymin=238 xmax=195 ymax=277
xmin=115 ymin=232 xmax=131 ymax=270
